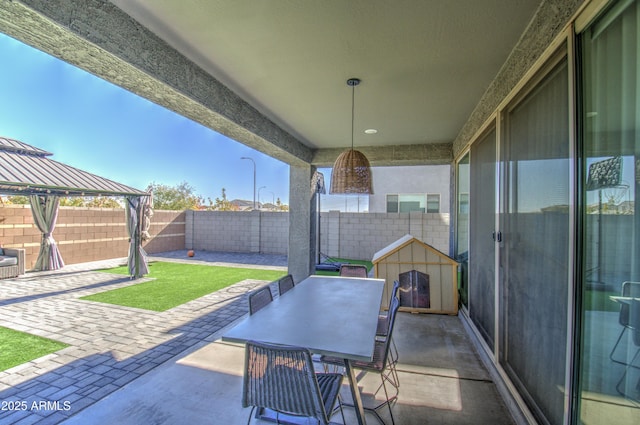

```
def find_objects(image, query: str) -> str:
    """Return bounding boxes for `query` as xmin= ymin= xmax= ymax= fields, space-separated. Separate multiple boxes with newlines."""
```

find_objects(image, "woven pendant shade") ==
xmin=330 ymin=77 xmax=373 ymax=194
xmin=330 ymin=149 xmax=373 ymax=194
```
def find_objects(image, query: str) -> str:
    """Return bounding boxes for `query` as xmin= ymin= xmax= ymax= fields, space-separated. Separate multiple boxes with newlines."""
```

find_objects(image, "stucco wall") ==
xmin=452 ymin=0 xmax=585 ymax=158
xmin=369 ymin=165 xmax=452 ymax=213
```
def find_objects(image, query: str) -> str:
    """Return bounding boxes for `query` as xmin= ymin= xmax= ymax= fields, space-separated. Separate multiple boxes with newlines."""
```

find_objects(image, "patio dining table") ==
xmin=222 ymin=274 xmax=386 ymax=425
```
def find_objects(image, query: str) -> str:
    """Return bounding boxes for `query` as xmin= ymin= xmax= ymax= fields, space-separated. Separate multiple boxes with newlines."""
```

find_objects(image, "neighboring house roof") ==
xmin=230 ymin=199 xmax=263 ymax=210
xmin=0 ymin=136 xmax=146 ymax=197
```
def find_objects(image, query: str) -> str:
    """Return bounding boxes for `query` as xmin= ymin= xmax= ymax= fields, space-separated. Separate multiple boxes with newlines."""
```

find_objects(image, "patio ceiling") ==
xmin=109 ymin=0 xmax=540 ymax=160
xmin=0 ymin=1 xmax=542 ymax=167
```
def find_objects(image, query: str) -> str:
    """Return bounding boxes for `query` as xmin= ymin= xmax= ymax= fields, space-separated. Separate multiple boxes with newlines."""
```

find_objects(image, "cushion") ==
xmin=0 ymin=256 xmax=18 ymax=267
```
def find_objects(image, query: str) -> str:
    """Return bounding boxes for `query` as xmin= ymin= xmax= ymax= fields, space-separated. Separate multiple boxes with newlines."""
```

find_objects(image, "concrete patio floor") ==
xmin=0 ymin=251 xmax=515 ymax=424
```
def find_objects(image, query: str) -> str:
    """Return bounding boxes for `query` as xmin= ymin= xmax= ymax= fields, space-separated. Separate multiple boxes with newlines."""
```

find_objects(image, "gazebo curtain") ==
xmin=126 ymin=195 xmax=150 ymax=278
xmin=29 ymin=195 xmax=65 ymax=271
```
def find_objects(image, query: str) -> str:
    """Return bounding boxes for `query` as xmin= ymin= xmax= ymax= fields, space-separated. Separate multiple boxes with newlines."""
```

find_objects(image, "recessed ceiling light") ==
xmin=364 ymin=129 xmax=377 ymax=134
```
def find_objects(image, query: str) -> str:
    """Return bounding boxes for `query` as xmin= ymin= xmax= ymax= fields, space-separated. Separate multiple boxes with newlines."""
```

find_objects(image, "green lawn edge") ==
xmin=0 ymin=327 xmax=69 ymax=372
xmin=82 ymin=261 xmax=285 ymax=311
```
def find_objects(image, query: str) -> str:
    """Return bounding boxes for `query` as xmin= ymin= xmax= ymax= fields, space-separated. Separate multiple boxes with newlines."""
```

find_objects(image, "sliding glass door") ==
xmin=456 ymin=153 xmax=470 ymax=307
xmin=577 ymin=1 xmax=640 ymax=422
xmin=500 ymin=55 xmax=570 ymax=425
xmin=469 ymin=129 xmax=497 ymax=349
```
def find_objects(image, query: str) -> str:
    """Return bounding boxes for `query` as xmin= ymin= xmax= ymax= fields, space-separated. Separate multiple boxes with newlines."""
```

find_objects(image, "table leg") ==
xmin=345 ymin=359 xmax=367 ymax=425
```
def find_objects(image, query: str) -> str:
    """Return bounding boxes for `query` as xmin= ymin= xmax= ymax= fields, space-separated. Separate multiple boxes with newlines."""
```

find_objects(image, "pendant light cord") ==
xmin=351 ymin=82 xmax=355 ymax=152
xmin=347 ymin=77 xmax=360 ymax=152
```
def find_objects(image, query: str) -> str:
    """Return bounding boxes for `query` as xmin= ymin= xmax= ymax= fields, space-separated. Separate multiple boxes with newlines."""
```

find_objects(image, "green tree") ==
xmin=59 ymin=197 xmax=86 ymax=207
xmin=85 ymin=196 xmax=122 ymax=208
xmin=2 ymin=195 xmax=29 ymax=205
xmin=276 ymin=198 xmax=289 ymax=211
xmin=148 ymin=181 xmax=202 ymax=210
xmin=211 ymin=188 xmax=237 ymax=211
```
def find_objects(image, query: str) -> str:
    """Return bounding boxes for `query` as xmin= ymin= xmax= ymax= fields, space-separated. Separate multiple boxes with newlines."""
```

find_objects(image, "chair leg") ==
xmin=610 ymin=326 xmax=628 ymax=365
xmin=388 ymin=337 xmax=400 ymax=388
xmin=367 ymin=372 xmax=397 ymax=425
xmin=343 ymin=366 xmax=399 ymax=425
xmin=334 ymin=395 xmax=346 ymax=425
xmin=246 ymin=406 xmax=256 ymax=425
xmin=616 ymin=347 xmax=640 ymax=401
xmin=610 ymin=327 xmax=640 ymax=371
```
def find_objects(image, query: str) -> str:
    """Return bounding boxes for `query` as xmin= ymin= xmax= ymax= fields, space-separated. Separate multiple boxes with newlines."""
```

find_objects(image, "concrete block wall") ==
xmin=0 ymin=204 xmax=184 ymax=270
xmin=320 ymin=211 xmax=451 ymax=260
xmin=56 ymin=206 xmax=129 ymax=265
xmin=260 ymin=212 xmax=289 ymax=254
xmin=3 ymin=203 xmax=452 ymax=269
xmin=185 ymin=210 xmax=451 ymax=260
xmin=0 ymin=205 xmax=42 ymax=269
xmin=142 ymin=210 xmax=185 ymax=254
xmin=186 ymin=210 xmax=289 ymax=254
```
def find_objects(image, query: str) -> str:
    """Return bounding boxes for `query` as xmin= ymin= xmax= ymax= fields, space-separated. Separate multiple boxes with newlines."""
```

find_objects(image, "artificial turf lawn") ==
xmin=584 ymin=288 xmax=619 ymax=312
xmin=0 ymin=326 xmax=69 ymax=372
xmin=81 ymin=261 xmax=285 ymax=312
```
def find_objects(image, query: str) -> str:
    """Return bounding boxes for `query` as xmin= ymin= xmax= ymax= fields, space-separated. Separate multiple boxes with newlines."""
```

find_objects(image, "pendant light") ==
xmin=330 ymin=78 xmax=373 ymax=194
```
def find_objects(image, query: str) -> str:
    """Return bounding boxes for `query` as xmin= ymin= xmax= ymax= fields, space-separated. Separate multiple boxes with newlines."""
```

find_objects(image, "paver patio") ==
xmin=0 ymin=251 xmax=517 ymax=425
xmin=0 ymin=251 xmax=287 ymax=424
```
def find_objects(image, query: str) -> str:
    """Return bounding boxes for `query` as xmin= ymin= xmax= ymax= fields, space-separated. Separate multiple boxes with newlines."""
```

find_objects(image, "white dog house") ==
xmin=373 ymin=234 xmax=459 ymax=314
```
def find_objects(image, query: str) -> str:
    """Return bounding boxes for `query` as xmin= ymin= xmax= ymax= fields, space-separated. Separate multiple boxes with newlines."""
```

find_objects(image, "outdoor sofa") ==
xmin=0 ymin=248 xmax=25 ymax=279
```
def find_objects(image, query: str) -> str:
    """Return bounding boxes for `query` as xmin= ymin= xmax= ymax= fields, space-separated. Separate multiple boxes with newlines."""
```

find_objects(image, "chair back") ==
xmin=339 ymin=264 xmax=368 ymax=278
xmin=248 ymin=286 xmax=273 ymax=315
xmin=388 ymin=280 xmax=400 ymax=308
xmin=379 ymin=294 xmax=401 ymax=368
xmin=632 ymin=299 xmax=640 ymax=347
xmin=387 ymin=294 xmax=400 ymax=336
xmin=242 ymin=340 xmax=330 ymax=424
xmin=379 ymin=280 xmax=400 ymax=332
xmin=619 ymin=281 xmax=640 ymax=327
xmin=278 ymin=274 xmax=295 ymax=296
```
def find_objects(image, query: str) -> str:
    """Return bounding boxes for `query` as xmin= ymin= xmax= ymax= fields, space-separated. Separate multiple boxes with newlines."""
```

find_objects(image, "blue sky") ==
xmin=0 ymin=33 xmax=291 ymax=205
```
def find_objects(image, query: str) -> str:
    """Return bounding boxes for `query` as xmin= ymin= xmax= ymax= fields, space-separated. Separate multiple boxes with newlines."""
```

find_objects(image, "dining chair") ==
xmin=322 ymin=293 xmax=401 ymax=425
xmin=377 ymin=280 xmax=401 ymax=336
xmin=610 ymin=281 xmax=640 ymax=366
xmin=248 ymin=286 xmax=273 ymax=315
xmin=277 ymin=274 xmax=295 ymax=296
xmin=615 ymin=298 xmax=640 ymax=401
xmin=242 ymin=340 xmax=346 ymax=425
xmin=339 ymin=264 xmax=368 ymax=278
xmin=377 ymin=280 xmax=401 ymax=383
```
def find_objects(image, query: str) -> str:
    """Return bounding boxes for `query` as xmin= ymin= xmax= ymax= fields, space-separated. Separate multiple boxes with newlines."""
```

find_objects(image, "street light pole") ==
xmin=240 ymin=157 xmax=256 ymax=209
xmin=258 ymin=186 xmax=266 ymax=209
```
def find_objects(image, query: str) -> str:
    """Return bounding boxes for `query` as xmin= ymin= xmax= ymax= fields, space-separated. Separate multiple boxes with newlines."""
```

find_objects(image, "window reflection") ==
xmin=456 ymin=153 xmax=470 ymax=307
xmin=579 ymin=0 xmax=640 ymax=421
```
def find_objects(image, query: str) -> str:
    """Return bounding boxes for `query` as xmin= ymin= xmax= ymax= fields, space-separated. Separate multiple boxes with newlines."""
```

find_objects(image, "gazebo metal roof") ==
xmin=0 ymin=136 xmax=146 ymax=197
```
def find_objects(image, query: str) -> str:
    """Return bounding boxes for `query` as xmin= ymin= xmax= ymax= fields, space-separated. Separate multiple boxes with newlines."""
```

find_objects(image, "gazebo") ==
xmin=0 ymin=136 xmax=150 ymax=278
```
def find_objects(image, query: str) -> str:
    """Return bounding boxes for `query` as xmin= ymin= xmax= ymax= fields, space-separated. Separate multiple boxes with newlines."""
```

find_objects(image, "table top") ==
xmin=222 ymin=275 xmax=385 ymax=362
xmin=610 ymin=295 xmax=640 ymax=305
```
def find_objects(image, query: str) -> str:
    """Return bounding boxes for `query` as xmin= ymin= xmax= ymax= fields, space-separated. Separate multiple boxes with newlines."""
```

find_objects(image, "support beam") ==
xmin=312 ymin=142 xmax=453 ymax=167
xmin=288 ymin=164 xmax=316 ymax=282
